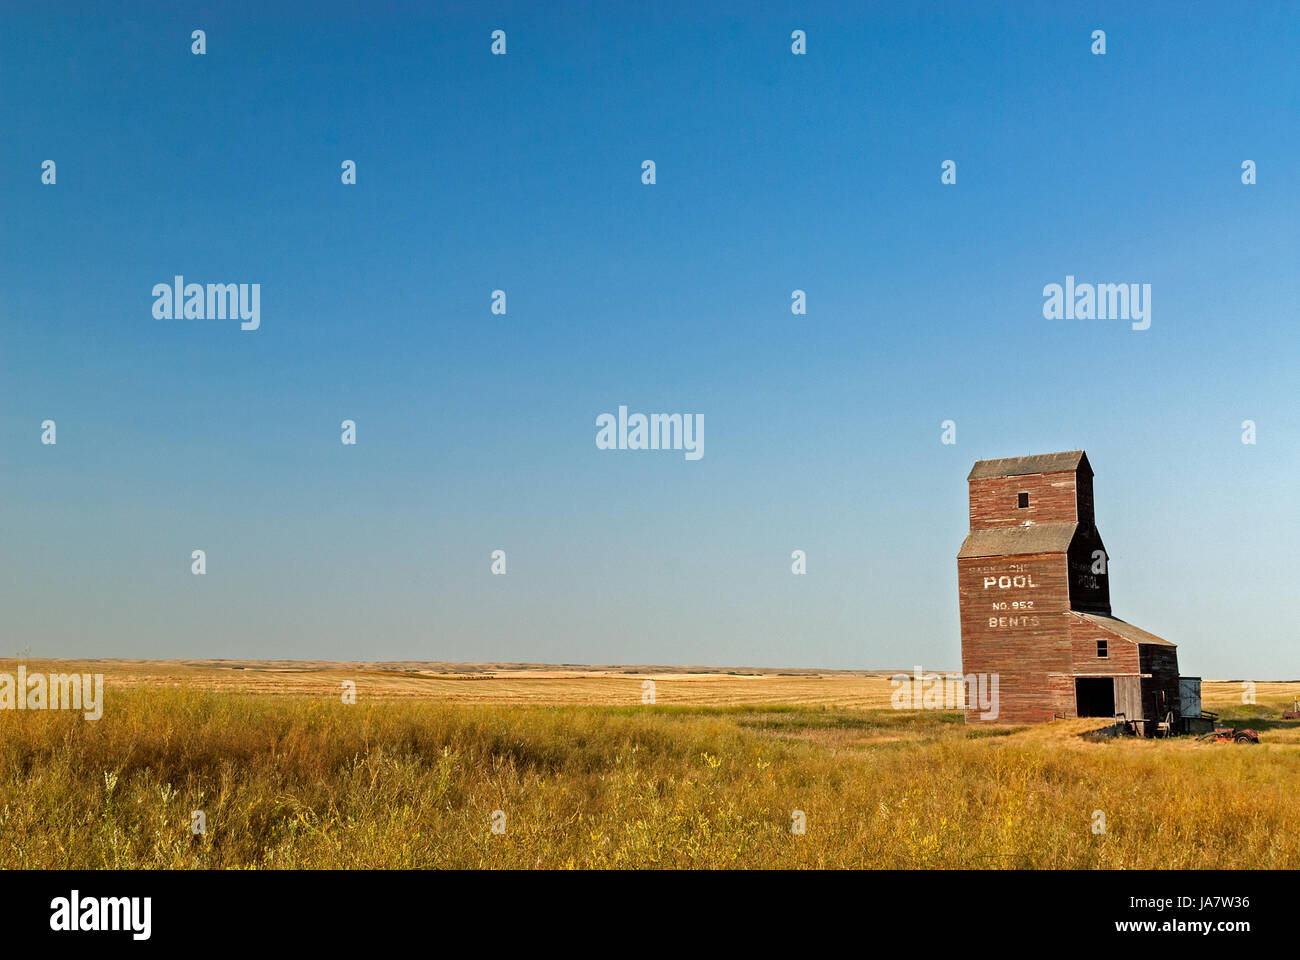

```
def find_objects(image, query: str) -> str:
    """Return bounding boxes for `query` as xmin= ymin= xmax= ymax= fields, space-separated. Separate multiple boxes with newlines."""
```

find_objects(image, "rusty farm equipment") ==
xmin=1195 ymin=715 xmax=1259 ymax=744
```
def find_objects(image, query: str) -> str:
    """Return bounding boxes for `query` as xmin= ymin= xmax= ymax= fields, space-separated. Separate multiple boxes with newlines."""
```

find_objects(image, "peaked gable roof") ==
xmin=968 ymin=450 xmax=1090 ymax=481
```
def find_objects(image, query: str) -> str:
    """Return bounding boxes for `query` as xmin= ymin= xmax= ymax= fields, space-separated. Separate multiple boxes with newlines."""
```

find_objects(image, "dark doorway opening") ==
xmin=1076 ymin=677 xmax=1115 ymax=717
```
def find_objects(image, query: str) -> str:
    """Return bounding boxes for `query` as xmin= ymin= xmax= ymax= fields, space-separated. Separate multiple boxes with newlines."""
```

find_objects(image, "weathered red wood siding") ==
xmin=958 ymin=552 xmax=1073 ymax=723
xmin=1068 ymin=619 xmax=1140 ymax=675
xmin=968 ymin=470 xmax=1080 ymax=528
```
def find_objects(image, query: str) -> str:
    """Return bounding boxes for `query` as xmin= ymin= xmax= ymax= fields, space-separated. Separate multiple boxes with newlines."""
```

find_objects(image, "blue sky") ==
xmin=2 ymin=2 xmax=1297 ymax=677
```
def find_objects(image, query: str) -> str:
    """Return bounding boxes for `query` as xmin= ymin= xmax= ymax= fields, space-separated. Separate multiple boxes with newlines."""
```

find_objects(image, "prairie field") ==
xmin=2 ymin=659 xmax=1299 ymax=869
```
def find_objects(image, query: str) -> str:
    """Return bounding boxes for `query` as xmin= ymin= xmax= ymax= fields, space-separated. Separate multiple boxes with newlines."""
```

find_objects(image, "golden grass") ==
xmin=2 ymin=661 xmax=1300 ymax=869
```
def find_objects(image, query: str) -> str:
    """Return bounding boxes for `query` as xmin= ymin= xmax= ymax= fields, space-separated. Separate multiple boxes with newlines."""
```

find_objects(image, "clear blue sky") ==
xmin=2 ymin=2 xmax=1297 ymax=678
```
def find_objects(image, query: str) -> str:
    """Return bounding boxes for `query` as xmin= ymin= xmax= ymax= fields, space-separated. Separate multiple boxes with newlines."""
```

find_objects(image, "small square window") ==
xmin=1097 ymin=640 xmax=1108 ymax=659
xmin=1017 ymin=492 xmax=1029 ymax=508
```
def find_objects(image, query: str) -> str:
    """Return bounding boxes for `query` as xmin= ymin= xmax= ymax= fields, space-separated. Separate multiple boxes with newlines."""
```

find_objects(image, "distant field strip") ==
xmin=6 ymin=660 xmax=1290 ymax=711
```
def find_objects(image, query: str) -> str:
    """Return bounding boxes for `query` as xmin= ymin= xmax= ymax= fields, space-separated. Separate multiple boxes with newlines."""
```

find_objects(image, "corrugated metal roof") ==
xmin=1070 ymin=611 xmax=1176 ymax=647
xmin=968 ymin=450 xmax=1090 ymax=480
xmin=957 ymin=522 xmax=1077 ymax=558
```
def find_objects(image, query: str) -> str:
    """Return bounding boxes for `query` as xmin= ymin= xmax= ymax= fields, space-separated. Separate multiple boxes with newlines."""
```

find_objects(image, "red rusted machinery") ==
xmin=1200 ymin=724 xmax=1259 ymax=744
xmin=1188 ymin=709 xmax=1258 ymax=743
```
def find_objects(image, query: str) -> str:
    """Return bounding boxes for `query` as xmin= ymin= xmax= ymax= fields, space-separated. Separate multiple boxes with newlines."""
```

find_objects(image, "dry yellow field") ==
xmin=5 ymin=659 xmax=1300 ymax=869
